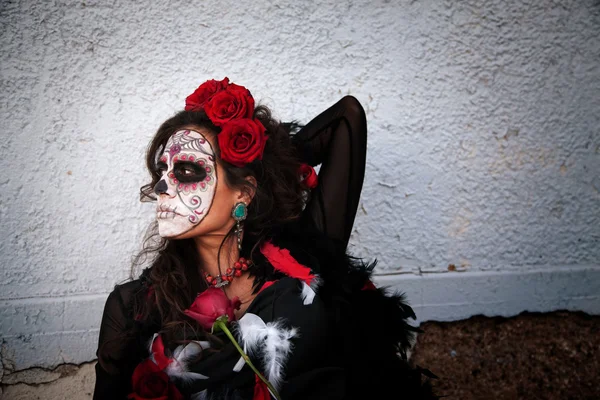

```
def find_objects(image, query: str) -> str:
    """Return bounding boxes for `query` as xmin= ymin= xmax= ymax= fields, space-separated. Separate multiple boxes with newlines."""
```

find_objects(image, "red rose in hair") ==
xmin=218 ymin=118 xmax=267 ymax=167
xmin=204 ymin=84 xmax=255 ymax=126
xmin=184 ymin=287 xmax=241 ymax=331
xmin=128 ymin=359 xmax=183 ymax=400
xmin=299 ymin=163 xmax=318 ymax=189
xmin=185 ymin=77 xmax=230 ymax=111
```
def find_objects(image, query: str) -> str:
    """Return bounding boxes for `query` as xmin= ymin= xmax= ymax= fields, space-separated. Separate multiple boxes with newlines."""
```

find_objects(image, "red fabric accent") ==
xmin=258 ymin=280 xmax=278 ymax=294
xmin=362 ymin=280 xmax=377 ymax=291
xmin=260 ymin=241 xmax=315 ymax=284
xmin=253 ymin=374 xmax=271 ymax=400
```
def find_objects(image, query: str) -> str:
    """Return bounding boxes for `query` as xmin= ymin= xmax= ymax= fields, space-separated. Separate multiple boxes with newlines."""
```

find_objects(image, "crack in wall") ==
xmin=0 ymin=360 xmax=96 ymax=386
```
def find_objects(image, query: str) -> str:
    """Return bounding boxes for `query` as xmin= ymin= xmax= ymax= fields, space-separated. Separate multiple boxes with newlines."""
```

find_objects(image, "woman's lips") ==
xmin=156 ymin=204 xmax=184 ymax=217
xmin=157 ymin=211 xmax=182 ymax=219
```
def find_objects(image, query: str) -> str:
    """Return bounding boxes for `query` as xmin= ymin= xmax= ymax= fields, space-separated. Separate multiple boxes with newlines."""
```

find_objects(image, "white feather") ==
xmin=148 ymin=333 xmax=159 ymax=354
xmin=147 ymin=333 xmax=160 ymax=365
xmin=237 ymin=313 xmax=268 ymax=352
xmin=232 ymin=355 xmax=246 ymax=372
xmin=190 ymin=390 xmax=208 ymax=400
xmin=309 ymin=274 xmax=322 ymax=290
xmin=235 ymin=313 xmax=298 ymax=391
xmin=173 ymin=340 xmax=211 ymax=360
xmin=165 ymin=341 xmax=211 ymax=382
xmin=300 ymin=281 xmax=316 ymax=305
xmin=264 ymin=321 xmax=297 ymax=390
xmin=169 ymin=370 xmax=210 ymax=382
xmin=300 ymin=275 xmax=321 ymax=305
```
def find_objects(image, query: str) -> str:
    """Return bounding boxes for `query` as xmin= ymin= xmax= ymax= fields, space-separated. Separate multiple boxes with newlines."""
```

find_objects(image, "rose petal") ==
xmin=131 ymin=359 xmax=162 ymax=391
xmin=218 ymin=119 xmax=267 ymax=167
xmin=185 ymin=77 xmax=229 ymax=112
xmin=183 ymin=310 xmax=216 ymax=330
xmin=140 ymin=373 xmax=168 ymax=397
xmin=233 ymin=135 xmax=251 ymax=151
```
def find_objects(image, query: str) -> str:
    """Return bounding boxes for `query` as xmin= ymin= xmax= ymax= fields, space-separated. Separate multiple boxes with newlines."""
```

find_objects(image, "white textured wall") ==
xmin=1 ymin=0 xmax=599 ymax=371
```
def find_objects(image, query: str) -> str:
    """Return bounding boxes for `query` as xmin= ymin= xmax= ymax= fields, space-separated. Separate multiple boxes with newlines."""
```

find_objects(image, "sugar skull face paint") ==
xmin=154 ymin=129 xmax=217 ymax=237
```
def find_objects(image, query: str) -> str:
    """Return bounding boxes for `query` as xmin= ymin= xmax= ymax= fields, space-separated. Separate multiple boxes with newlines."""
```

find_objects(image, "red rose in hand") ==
xmin=128 ymin=359 xmax=183 ymax=400
xmin=184 ymin=287 xmax=242 ymax=330
xmin=218 ymin=118 xmax=267 ymax=167
xmin=185 ymin=77 xmax=230 ymax=111
xmin=298 ymin=163 xmax=318 ymax=189
xmin=204 ymin=84 xmax=255 ymax=126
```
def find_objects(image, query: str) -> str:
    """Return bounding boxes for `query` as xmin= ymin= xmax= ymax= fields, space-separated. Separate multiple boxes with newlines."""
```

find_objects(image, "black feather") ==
xmin=268 ymin=222 xmax=441 ymax=399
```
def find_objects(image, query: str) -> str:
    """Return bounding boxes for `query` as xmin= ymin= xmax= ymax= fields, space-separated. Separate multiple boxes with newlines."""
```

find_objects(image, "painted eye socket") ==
xmin=174 ymin=162 xmax=207 ymax=183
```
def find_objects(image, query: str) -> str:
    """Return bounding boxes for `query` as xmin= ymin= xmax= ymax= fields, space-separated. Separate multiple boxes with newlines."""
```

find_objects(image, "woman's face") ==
xmin=154 ymin=126 xmax=242 ymax=239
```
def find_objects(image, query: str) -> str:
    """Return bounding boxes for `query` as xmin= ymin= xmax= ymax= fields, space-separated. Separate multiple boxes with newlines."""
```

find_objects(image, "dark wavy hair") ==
xmin=131 ymin=105 xmax=306 ymax=346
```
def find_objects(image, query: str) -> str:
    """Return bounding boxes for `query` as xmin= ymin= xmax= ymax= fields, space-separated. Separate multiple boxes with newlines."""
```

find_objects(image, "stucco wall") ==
xmin=1 ymin=0 xmax=599 ymax=372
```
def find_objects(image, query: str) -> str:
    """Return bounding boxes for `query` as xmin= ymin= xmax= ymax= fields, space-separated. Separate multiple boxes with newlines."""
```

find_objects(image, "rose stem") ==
xmin=215 ymin=321 xmax=282 ymax=400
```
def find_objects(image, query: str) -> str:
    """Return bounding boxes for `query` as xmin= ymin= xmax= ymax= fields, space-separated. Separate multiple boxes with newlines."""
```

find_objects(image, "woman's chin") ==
xmin=157 ymin=219 xmax=195 ymax=239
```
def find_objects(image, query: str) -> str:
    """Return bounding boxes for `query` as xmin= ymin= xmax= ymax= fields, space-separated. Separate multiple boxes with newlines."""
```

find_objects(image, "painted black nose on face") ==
xmin=154 ymin=179 xmax=168 ymax=195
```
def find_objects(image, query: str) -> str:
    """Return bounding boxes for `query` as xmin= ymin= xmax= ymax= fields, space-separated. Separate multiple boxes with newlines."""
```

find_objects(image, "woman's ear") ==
xmin=237 ymin=175 xmax=257 ymax=204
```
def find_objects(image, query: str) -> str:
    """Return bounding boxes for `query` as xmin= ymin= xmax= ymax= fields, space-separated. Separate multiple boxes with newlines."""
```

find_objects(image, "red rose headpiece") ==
xmin=185 ymin=77 xmax=267 ymax=167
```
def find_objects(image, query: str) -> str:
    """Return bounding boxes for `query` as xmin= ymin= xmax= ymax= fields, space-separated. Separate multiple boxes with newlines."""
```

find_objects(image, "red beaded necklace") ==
xmin=204 ymin=257 xmax=253 ymax=288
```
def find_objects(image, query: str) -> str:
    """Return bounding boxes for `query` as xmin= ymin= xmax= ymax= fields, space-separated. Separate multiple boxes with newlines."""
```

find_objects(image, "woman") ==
xmin=93 ymin=78 xmax=438 ymax=399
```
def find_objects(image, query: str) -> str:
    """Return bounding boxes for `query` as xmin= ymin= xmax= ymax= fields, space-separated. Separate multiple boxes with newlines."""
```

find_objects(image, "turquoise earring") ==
xmin=231 ymin=202 xmax=247 ymax=251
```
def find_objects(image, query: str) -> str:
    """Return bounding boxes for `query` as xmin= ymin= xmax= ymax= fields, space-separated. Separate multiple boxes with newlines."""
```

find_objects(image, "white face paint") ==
xmin=154 ymin=129 xmax=217 ymax=237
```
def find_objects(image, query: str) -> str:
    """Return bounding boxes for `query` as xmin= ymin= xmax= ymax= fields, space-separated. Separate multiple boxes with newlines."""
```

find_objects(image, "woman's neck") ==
xmin=193 ymin=233 xmax=257 ymax=309
xmin=193 ymin=233 xmax=238 ymax=278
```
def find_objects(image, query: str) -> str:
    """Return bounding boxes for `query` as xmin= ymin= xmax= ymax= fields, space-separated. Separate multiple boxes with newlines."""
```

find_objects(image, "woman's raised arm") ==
xmin=292 ymin=95 xmax=368 ymax=249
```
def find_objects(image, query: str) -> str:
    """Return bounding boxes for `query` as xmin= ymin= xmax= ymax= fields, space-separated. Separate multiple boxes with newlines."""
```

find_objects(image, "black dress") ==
xmin=93 ymin=96 xmax=438 ymax=400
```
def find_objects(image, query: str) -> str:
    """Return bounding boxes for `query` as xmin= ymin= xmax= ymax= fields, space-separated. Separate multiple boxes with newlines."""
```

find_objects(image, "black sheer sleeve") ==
xmin=292 ymin=95 xmax=367 ymax=249
xmin=93 ymin=281 xmax=146 ymax=400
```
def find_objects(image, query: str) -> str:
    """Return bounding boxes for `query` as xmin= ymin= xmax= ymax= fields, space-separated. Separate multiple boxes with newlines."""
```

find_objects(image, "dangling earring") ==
xmin=231 ymin=202 xmax=248 ymax=251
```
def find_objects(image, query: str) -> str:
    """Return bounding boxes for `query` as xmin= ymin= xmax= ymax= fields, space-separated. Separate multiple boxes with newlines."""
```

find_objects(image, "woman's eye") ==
xmin=173 ymin=162 xmax=207 ymax=182
xmin=175 ymin=166 xmax=195 ymax=176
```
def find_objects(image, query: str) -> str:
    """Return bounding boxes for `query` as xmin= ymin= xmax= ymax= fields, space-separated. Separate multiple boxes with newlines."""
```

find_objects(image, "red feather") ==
xmin=260 ymin=241 xmax=315 ymax=285
xmin=151 ymin=335 xmax=172 ymax=370
xmin=259 ymin=280 xmax=278 ymax=294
